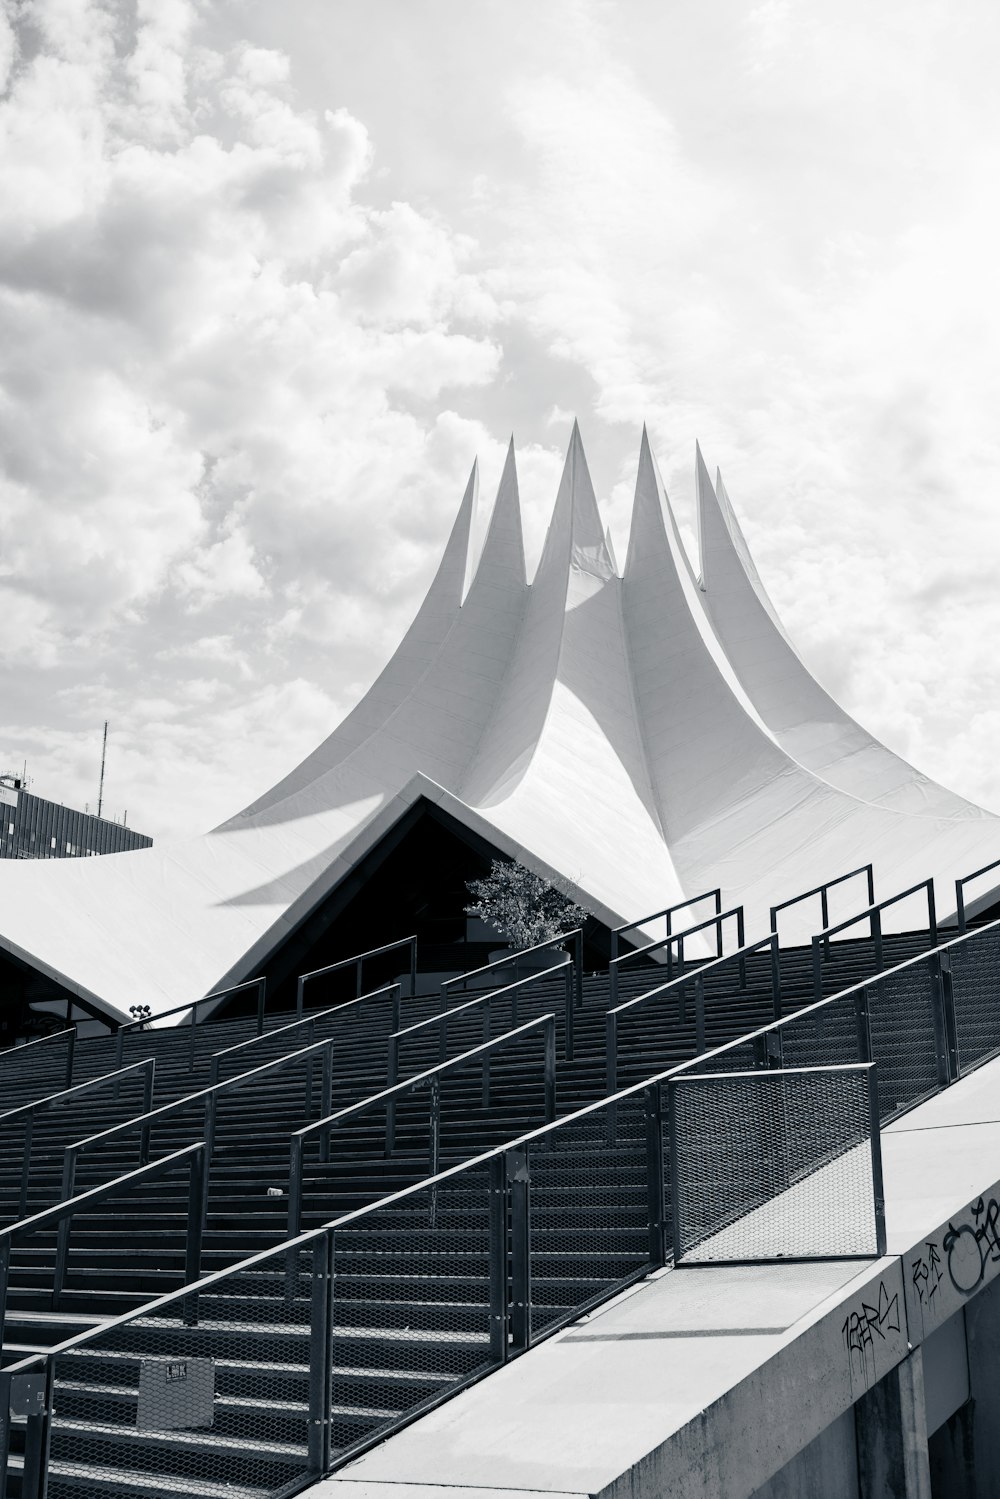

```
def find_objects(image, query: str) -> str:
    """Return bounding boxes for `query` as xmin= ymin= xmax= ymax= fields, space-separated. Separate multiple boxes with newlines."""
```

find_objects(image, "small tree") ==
xmin=465 ymin=859 xmax=589 ymax=950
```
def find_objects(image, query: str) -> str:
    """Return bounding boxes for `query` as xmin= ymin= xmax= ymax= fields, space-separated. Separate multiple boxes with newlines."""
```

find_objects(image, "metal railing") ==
xmin=0 ymin=1058 xmax=155 ymax=1219
xmin=394 ymin=960 xmax=574 ymax=1074
xmin=287 ymin=1013 xmax=557 ymax=1238
xmin=114 ymin=976 xmax=267 ymax=1071
xmin=608 ymin=905 xmax=746 ymax=1012
xmin=605 ymin=932 xmax=781 ymax=1100
xmin=770 ymin=862 xmax=875 ymax=957
xmin=208 ymin=984 xmax=399 ymax=1086
xmin=442 ymin=928 xmax=584 ymax=1013
xmin=0 ymin=1141 xmax=208 ymax=1350
xmin=610 ymin=888 xmax=723 ymax=963
xmin=296 ymin=937 xmax=417 ymax=1017
xmin=955 ymin=855 xmax=1000 ymax=934
xmin=0 ymin=1026 xmax=76 ymax=1095
xmin=61 ymin=1035 xmax=336 ymax=1208
xmin=9 ymin=919 xmax=1000 ymax=1497
xmin=810 ymin=877 xmax=937 ymax=1002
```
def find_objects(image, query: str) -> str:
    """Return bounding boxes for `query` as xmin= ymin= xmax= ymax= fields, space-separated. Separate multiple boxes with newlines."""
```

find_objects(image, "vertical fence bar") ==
xmin=544 ymin=1016 xmax=556 ymax=1125
xmin=115 ymin=1023 xmax=124 ymax=1070
xmin=255 ymin=977 xmax=266 ymax=1036
xmin=644 ymin=1083 xmax=667 ymax=1268
xmin=609 ymin=957 xmax=619 ymax=1014
xmin=19 ymin=1362 xmax=53 ymax=1499
xmin=183 ymin=1147 xmax=207 ymax=1326
xmin=940 ymin=950 xmax=960 ymax=1080
xmin=288 ymin=1137 xmax=304 ymax=1240
xmin=508 ymin=1145 xmax=531 ymax=1351
xmin=929 ymin=954 xmax=952 ymax=1089
xmin=868 ymin=1067 xmax=887 ymax=1256
xmin=19 ymin=1114 xmax=32 ymax=1218
xmin=409 ymin=938 xmax=417 ymax=1000
xmin=737 ymin=909 xmax=746 ymax=989
xmin=482 ymin=998 xmax=491 ymax=1109
xmin=956 ymin=878 xmax=967 ymax=935
xmin=296 ymin=973 xmax=306 ymax=1020
xmin=308 ymin=1229 xmax=334 ymax=1476
xmin=428 ymin=1079 xmax=441 ymax=1228
xmin=386 ymin=1037 xmax=398 ymax=1155
xmin=488 ymin=1155 xmax=508 ymax=1364
xmin=714 ymin=890 xmax=723 ymax=958
xmin=695 ymin=973 xmax=706 ymax=1056
xmin=854 ymin=985 xmax=874 ymax=1067
xmin=770 ymin=934 xmax=782 ymax=1021
xmin=605 ymin=1014 xmax=618 ymax=1143
xmin=812 ymin=934 xmax=823 ymax=1004
xmin=188 ymin=1001 xmax=198 ymax=1072
xmin=64 ymin=1026 xmax=75 ymax=1091
xmin=872 ymin=908 xmax=884 ymax=974
xmin=564 ymin=964 xmax=575 ymax=1062
xmin=821 ymin=887 xmax=830 ymax=959
xmin=355 ymin=957 xmax=363 ymax=999
xmin=0 ymin=1238 xmax=9 ymax=1355
xmin=927 ymin=880 xmax=938 ymax=948
xmin=391 ymin=982 xmax=401 ymax=1034
xmin=0 ymin=1366 xmax=10 ymax=1499
xmin=666 ymin=1080 xmax=682 ymax=1266
xmin=573 ymin=929 xmax=584 ymax=1011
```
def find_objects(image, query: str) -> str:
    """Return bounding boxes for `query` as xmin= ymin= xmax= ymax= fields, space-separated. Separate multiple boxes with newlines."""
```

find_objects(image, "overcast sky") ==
xmin=2 ymin=0 xmax=1000 ymax=840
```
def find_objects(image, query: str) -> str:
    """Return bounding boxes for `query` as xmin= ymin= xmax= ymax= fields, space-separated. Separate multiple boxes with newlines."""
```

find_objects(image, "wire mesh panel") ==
xmin=42 ymin=1238 xmax=322 ymax=1499
xmin=527 ymin=1095 xmax=650 ymax=1337
xmin=949 ymin=924 xmax=1000 ymax=1073
xmin=864 ymin=961 xmax=941 ymax=1119
xmin=327 ymin=1160 xmax=499 ymax=1463
xmin=670 ymin=1066 xmax=879 ymax=1263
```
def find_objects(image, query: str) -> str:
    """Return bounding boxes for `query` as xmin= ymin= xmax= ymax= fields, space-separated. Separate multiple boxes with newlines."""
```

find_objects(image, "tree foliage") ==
xmin=464 ymin=859 xmax=589 ymax=950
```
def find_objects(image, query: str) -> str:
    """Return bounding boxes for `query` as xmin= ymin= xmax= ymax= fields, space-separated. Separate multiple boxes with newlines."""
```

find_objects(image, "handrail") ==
xmin=608 ymin=905 xmax=746 ymax=1011
xmin=61 ymin=1035 xmax=336 ymax=1215
xmin=296 ymin=937 xmax=417 ymax=1018
xmin=610 ymin=889 xmax=723 ymax=962
xmin=114 ymin=976 xmax=267 ymax=1071
xmin=605 ymin=933 xmax=781 ymax=1101
xmin=0 ymin=1058 xmax=155 ymax=1220
xmin=287 ymin=1013 xmax=557 ymax=1237
xmin=0 ymin=1141 xmax=208 ymax=1351
xmin=770 ymin=863 xmax=875 ymax=958
xmin=8 ymin=920 xmax=981 ymax=1492
xmin=0 ymin=1025 xmax=76 ymax=1093
xmin=394 ymin=958 xmax=573 ymax=1070
xmin=810 ymin=877 xmax=937 ymax=1002
xmin=955 ymin=855 xmax=1000 ymax=934
xmin=208 ymin=984 xmax=399 ymax=1086
xmin=442 ymin=928 xmax=584 ymax=1013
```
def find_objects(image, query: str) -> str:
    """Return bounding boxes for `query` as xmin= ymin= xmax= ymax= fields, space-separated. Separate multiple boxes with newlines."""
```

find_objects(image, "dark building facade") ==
xmin=0 ymin=775 xmax=152 ymax=861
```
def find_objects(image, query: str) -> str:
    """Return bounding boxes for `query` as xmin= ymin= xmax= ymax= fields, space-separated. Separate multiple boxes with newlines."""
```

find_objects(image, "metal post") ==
xmin=609 ymin=956 xmax=619 ymax=1014
xmin=507 ymin=1146 xmax=531 ymax=1351
xmin=544 ymin=1016 xmax=556 ymax=1125
xmin=737 ymin=909 xmax=746 ymax=989
xmin=821 ymin=886 xmax=830 ymax=959
xmin=409 ymin=939 xmax=417 ymax=1001
xmin=20 ymin=1113 xmax=32 ymax=1218
xmin=956 ymin=878 xmax=967 ymax=936
xmin=429 ymin=1078 xmax=441 ymax=1228
xmin=256 ymin=977 xmax=266 ymax=1037
xmin=52 ymin=1210 xmax=72 ymax=1309
xmin=115 ymin=1023 xmax=125 ymax=1071
xmin=644 ymin=1084 xmax=666 ymax=1268
xmin=64 ymin=1026 xmax=75 ymax=1091
xmin=296 ymin=973 xmax=306 ymax=1020
xmin=872 ymin=906 xmax=884 ymax=974
xmin=0 ymin=1238 xmax=9 ymax=1354
xmin=321 ymin=1042 xmax=333 ymax=1123
xmin=183 ymin=1146 xmax=207 ymax=1326
xmin=605 ymin=1013 xmax=618 ymax=1144
xmin=928 ymin=954 xmax=952 ymax=1089
xmin=142 ymin=1057 xmax=155 ymax=1118
xmin=868 ymin=1067 xmax=887 ymax=1255
xmin=307 ymin=1229 xmax=334 ymax=1475
xmin=19 ymin=1361 xmax=53 ymax=1499
xmin=488 ymin=1155 xmax=508 ymax=1364
xmin=189 ymin=1001 xmax=198 ymax=1072
xmin=855 ymin=985 xmax=874 ymax=1064
xmin=770 ymin=934 xmax=782 ymax=1021
xmin=288 ymin=1137 xmax=304 ymax=1239
xmin=482 ymin=1002 xmax=491 ymax=1109
xmin=391 ymin=982 xmax=401 ymax=1034
xmin=564 ymin=964 xmax=574 ymax=1062
xmin=0 ymin=1366 xmax=10 ymax=1499
xmin=866 ymin=864 xmax=876 ymax=908
xmin=666 ymin=1080 xmax=682 ymax=1265
xmin=573 ymin=930 xmax=584 ymax=1010
xmin=386 ymin=1037 xmax=398 ymax=1155
xmin=812 ymin=934 xmax=823 ymax=1004
xmin=695 ymin=973 xmax=706 ymax=1056
xmin=927 ymin=880 xmax=938 ymax=948
xmin=355 ymin=957 xmax=363 ymax=999
xmin=940 ymin=950 xmax=960 ymax=1080
xmin=437 ymin=1014 xmax=447 ymax=1065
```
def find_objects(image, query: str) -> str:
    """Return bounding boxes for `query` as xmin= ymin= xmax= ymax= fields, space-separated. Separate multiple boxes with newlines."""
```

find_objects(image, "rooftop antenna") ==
xmin=97 ymin=721 xmax=108 ymax=819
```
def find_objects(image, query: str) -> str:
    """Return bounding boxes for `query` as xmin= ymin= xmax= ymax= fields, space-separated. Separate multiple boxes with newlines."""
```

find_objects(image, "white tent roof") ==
xmin=1 ymin=424 xmax=997 ymax=1023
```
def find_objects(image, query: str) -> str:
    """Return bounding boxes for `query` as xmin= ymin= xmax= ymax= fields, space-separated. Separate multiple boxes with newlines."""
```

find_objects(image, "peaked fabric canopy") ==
xmin=1 ymin=425 xmax=997 ymax=1023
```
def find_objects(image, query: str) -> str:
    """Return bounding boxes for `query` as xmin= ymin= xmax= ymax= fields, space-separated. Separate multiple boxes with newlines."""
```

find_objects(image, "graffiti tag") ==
xmin=911 ymin=1241 xmax=943 ymax=1306
xmin=842 ymin=1278 xmax=901 ymax=1373
xmin=942 ymin=1196 xmax=1000 ymax=1296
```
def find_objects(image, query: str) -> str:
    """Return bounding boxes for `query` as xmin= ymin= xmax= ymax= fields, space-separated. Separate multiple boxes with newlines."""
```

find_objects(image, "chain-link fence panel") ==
xmin=670 ymin=1066 xmax=878 ymax=1263
xmin=864 ymin=961 xmax=941 ymax=1120
xmin=328 ymin=1160 xmax=499 ymax=1462
xmin=949 ymin=924 xmax=1000 ymax=1074
xmin=42 ymin=1237 xmax=323 ymax=1499
xmin=526 ymin=1095 xmax=650 ymax=1337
